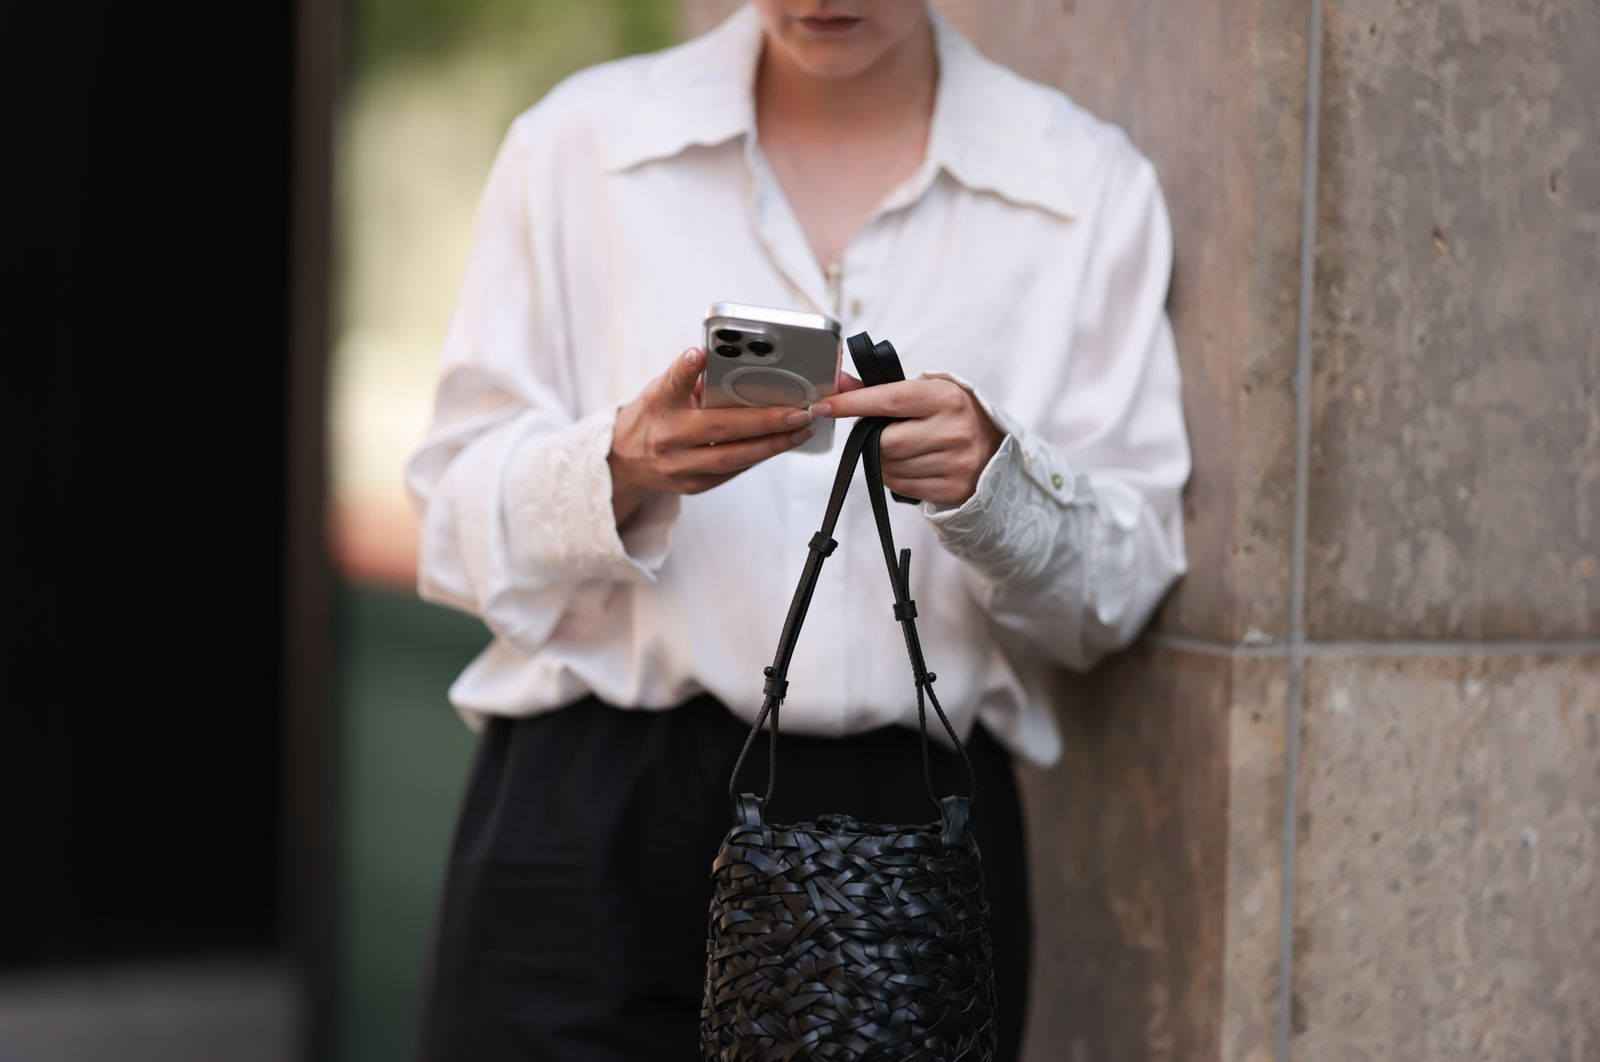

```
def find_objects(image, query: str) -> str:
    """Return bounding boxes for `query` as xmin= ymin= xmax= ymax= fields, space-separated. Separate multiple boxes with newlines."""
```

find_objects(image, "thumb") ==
xmin=659 ymin=347 xmax=704 ymax=407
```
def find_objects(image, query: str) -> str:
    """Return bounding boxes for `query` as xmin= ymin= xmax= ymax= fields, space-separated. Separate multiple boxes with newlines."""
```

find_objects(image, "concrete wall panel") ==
xmin=1017 ymin=645 xmax=1287 ymax=1062
xmin=1307 ymin=0 xmax=1600 ymax=640
xmin=1291 ymin=653 xmax=1600 ymax=1060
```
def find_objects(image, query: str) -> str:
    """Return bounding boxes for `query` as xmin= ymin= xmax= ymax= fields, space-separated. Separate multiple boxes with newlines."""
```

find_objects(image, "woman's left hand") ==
xmin=809 ymin=373 xmax=1005 ymax=506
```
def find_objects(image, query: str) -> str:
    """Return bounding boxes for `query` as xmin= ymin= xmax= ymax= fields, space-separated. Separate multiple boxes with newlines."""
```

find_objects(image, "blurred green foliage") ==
xmin=349 ymin=0 xmax=677 ymax=75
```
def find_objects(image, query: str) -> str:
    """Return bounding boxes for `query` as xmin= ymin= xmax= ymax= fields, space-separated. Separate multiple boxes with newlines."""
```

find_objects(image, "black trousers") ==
xmin=413 ymin=692 xmax=1031 ymax=1061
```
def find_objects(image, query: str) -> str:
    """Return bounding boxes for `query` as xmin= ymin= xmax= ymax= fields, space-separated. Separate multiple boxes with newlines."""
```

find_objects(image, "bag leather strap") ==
xmin=728 ymin=416 xmax=978 ymax=824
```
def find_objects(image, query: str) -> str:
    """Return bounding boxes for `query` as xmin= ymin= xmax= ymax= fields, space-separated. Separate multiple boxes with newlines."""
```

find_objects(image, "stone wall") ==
xmin=681 ymin=2 xmax=1599 ymax=1058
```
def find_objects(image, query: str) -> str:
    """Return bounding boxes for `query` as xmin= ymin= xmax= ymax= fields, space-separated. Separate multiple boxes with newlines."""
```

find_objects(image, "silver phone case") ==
xmin=703 ymin=302 xmax=841 ymax=455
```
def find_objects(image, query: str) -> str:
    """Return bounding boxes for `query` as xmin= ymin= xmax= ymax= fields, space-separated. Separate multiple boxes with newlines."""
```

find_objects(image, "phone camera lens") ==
xmin=714 ymin=344 xmax=742 ymax=358
xmin=714 ymin=329 xmax=743 ymax=343
xmin=746 ymin=340 xmax=774 ymax=355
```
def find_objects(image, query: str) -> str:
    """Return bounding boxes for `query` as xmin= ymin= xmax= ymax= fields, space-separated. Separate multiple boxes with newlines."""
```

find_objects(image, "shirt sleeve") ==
xmin=916 ymin=151 xmax=1190 ymax=672
xmin=403 ymin=117 xmax=680 ymax=655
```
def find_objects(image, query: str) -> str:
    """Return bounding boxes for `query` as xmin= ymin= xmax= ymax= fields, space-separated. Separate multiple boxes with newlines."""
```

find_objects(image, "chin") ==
xmin=776 ymin=29 xmax=888 ymax=79
xmin=783 ymin=44 xmax=882 ymax=79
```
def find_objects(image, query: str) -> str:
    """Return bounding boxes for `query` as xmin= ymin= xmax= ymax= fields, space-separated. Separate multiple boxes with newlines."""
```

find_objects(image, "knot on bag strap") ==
xmin=939 ymin=794 xmax=970 ymax=843
xmin=734 ymin=792 xmax=764 ymax=827
xmin=870 ymin=532 xmax=977 ymax=810
xmin=727 ymin=416 xmax=977 ymax=811
xmin=727 ymin=419 xmax=879 ymax=804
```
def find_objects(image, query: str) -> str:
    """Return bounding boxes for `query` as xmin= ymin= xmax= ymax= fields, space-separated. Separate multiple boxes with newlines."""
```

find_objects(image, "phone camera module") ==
xmin=714 ymin=344 xmax=742 ymax=358
xmin=714 ymin=329 xmax=744 ymax=343
xmin=745 ymin=340 xmax=774 ymax=355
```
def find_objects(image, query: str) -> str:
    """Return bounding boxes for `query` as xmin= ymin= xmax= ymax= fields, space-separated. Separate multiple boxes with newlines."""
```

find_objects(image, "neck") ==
xmin=755 ymin=16 xmax=937 ymax=138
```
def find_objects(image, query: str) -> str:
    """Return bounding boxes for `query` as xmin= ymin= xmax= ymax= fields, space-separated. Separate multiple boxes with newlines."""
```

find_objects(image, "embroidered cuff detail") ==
xmin=503 ymin=403 xmax=679 ymax=586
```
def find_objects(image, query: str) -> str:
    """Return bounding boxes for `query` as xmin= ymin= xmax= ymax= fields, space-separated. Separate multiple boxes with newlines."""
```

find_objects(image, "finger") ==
xmin=809 ymin=379 xmax=947 ymax=420
xmin=882 ymin=472 xmax=957 ymax=505
xmin=877 ymin=418 xmax=960 ymax=460
xmin=679 ymin=470 xmax=738 ymax=495
xmin=652 ymin=347 xmax=705 ymax=409
xmin=836 ymin=370 xmax=866 ymax=393
xmin=668 ymin=404 xmax=814 ymax=447
xmin=672 ymin=426 xmax=815 ymax=476
xmin=692 ymin=373 xmax=705 ymax=410
xmin=881 ymin=451 xmax=953 ymax=479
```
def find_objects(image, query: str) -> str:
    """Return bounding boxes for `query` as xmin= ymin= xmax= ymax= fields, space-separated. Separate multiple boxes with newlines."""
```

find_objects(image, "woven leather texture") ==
xmin=701 ymin=803 xmax=996 ymax=1059
xmin=702 ymin=417 xmax=997 ymax=1060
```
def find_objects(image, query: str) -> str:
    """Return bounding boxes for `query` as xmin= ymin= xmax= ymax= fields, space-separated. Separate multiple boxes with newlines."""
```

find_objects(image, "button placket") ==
xmin=831 ymin=235 xmax=866 ymax=323
xmin=840 ymin=151 xmax=940 ymax=328
xmin=745 ymin=137 xmax=834 ymax=315
xmin=837 ymin=222 xmax=887 ymax=329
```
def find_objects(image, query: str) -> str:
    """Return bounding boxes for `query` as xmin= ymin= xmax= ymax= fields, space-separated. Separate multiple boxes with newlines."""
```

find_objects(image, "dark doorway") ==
xmin=10 ymin=0 xmax=305 ymax=984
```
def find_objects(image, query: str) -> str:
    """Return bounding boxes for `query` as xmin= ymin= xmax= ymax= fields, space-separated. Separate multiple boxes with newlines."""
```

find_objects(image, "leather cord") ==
xmin=863 ymin=421 xmax=978 ymax=811
xmin=728 ymin=416 xmax=979 ymax=812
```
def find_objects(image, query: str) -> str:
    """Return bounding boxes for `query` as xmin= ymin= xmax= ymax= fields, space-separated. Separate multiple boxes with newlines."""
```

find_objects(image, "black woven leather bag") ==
xmin=700 ymin=416 xmax=997 ymax=1061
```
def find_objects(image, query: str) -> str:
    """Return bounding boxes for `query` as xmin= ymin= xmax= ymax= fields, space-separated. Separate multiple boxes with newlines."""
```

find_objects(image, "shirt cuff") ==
xmin=913 ymin=369 xmax=1086 ymax=570
xmin=503 ymin=402 xmax=680 ymax=585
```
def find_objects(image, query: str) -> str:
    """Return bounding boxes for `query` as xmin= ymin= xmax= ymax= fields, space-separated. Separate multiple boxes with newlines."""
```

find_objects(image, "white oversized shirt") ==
xmin=404 ymin=2 xmax=1190 ymax=768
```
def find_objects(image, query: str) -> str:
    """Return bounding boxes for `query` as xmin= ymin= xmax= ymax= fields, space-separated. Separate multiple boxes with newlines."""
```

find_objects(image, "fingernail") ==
xmin=785 ymin=409 xmax=813 ymax=428
xmin=809 ymin=401 xmax=832 ymax=417
xmin=683 ymin=347 xmax=700 ymax=365
xmin=789 ymin=427 xmax=815 ymax=445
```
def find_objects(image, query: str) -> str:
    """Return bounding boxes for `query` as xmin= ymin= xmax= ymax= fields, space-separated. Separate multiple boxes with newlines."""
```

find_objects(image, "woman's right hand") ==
xmin=607 ymin=347 xmax=817 ymax=525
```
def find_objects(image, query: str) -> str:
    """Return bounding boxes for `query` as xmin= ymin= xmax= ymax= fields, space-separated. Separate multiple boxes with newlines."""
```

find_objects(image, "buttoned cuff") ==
xmin=915 ymin=368 xmax=1084 ymax=502
xmin=503 ymin=402 xmax=680 ymax=586
xmin=913 ymin=369 xmax=1087 ymax=572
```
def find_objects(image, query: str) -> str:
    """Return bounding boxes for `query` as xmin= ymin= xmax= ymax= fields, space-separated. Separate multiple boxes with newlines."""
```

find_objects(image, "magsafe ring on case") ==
xmin=720 ymin=364 xmax=821 ymax=409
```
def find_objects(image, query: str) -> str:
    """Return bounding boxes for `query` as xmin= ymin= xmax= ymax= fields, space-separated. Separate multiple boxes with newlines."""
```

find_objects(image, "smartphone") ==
xmin=703 ymin=302 xmax=841 ymax=455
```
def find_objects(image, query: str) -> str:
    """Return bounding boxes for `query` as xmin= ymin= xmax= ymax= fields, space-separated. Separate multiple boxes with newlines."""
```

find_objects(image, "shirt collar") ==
xmin=603 ymin=3 xmax=1080 ymax=221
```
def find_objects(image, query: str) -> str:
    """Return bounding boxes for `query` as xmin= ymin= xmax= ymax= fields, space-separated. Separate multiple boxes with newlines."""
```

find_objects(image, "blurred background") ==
xmin=13 ymin=2 xmax=676 ymax=1060
xmin=10 ymin=0 xmax=1597 ymax=1060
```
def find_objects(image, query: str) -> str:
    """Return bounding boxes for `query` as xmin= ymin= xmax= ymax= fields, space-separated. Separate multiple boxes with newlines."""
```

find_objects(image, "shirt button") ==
xmin=1051 ymin=472 xmax=1064 ymax=491
xmin=849 ymin=298 xmax=863 ymax=316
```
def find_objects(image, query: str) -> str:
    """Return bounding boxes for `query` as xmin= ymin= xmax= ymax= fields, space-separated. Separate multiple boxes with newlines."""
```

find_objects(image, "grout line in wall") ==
xmin=1144 ymin=631 xmax=1600 ymax=659
xmin=1145 ymin=632 xmax=1289 ymax=656
xmin=1276 ymin=664 xmax=1307 ymax=1062
xmin=1276 ymin=0 xmax=1324 ymax=1057
xmin=1303 ymin=638 xmax=1600 ymax=658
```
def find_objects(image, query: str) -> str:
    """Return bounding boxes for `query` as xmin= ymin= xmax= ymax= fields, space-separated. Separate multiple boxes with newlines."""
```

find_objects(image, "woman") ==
xmin=406 ymin=2 xmax=1190 ymax=1058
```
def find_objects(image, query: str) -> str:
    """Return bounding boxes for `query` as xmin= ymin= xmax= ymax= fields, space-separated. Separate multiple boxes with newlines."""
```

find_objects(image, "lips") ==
xmin=797 ymin=14 xmax=862 ymax=33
